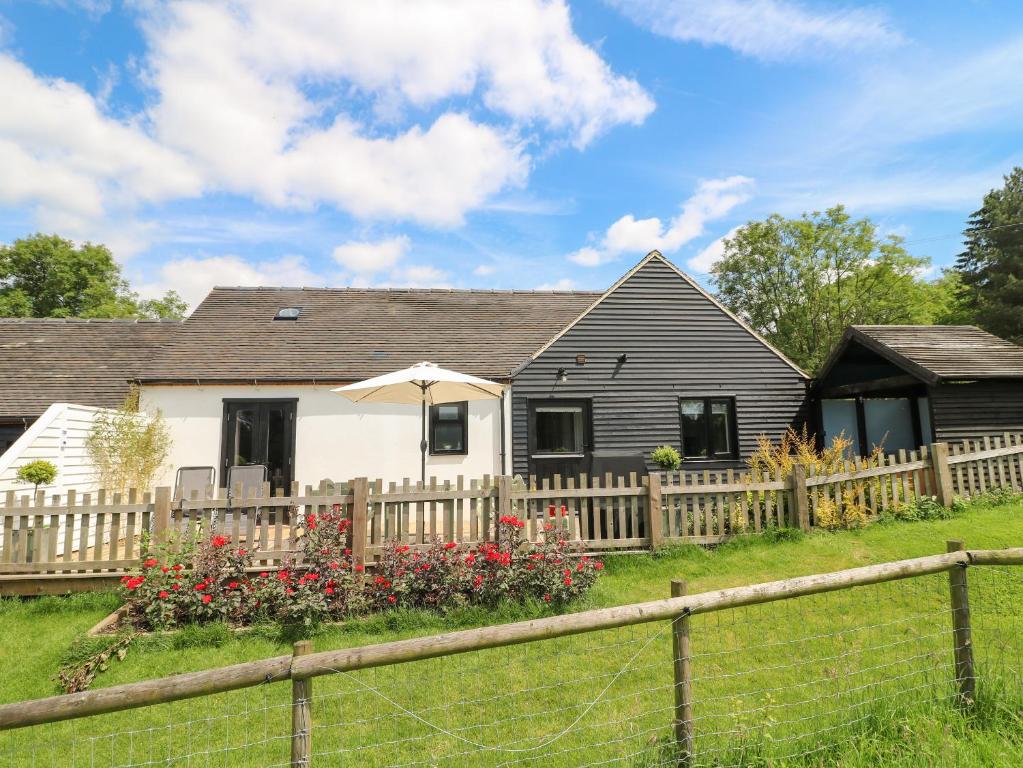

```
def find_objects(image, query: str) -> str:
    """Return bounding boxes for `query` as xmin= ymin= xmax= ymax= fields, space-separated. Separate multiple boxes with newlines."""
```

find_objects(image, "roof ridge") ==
xmin=207 ymin=286 xmax=602 ymax=295
xmin=0 ymin=317 xmax=182 ymax=324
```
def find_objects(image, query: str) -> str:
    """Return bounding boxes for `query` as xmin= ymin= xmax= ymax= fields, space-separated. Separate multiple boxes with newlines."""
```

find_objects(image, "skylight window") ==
xmin=274 ymin=307 xmax=301 ymax=321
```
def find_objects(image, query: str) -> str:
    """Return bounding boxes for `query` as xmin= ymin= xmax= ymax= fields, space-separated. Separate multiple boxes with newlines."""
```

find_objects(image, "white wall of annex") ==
xmin=140 ymin=384 xmax=512 ymax=489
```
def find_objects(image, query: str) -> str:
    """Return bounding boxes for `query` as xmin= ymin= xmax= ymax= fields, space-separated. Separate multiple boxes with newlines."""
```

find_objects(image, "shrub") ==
xmin=15 ymin=460 xmax=57 ymax=492
xmin=86 ymin=386 xmax=171 ymax=493
xmin=119 ymin=509 xmax=603 ymax=631
xmin=651 ymin=445 xmax=682 ymax=471
xmin=748 ymin=426 xmax=883 ymax=531
xmin=877 ymin=496 xmax=955 ymax=525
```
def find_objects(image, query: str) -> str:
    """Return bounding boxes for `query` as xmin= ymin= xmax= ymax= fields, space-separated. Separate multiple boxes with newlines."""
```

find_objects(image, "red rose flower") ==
xmin=211 ymin=535 xmax=228 ymax=548
xmin=158 ymin=590 xmax=169 ymax=599
xmin=354 ymin=564 xmax=365 ymax=572
xmin=201 ymin=594 xmax=212 ymax=604
xmin=143 ymin=557 xmax=158 ymax=568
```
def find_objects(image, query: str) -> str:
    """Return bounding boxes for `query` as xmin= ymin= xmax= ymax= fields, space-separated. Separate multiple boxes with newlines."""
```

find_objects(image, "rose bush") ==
xmin=120 ymin=507 xmax=602 ymax=631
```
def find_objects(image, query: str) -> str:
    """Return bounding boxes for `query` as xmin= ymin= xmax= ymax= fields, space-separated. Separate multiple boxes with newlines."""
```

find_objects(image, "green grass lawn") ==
xmin=2 ymin=501 xmax=1023 ymax=767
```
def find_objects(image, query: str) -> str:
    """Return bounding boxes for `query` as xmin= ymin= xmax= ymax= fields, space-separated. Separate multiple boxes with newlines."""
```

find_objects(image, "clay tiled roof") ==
xmin=140 ymin=287 xmax=599 ymax=383
xmin=832 ymin=325 xmax=1023 ymax=384
xmin=0 ymin=318 xmax=180 ymax=418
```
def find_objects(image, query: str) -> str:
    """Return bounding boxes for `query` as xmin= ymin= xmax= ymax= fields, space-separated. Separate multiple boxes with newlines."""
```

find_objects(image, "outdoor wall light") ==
xmin=556 ymin=367 xmax=568 ymax=383
xmin=617 ymin=353 xmax=628 ymax=365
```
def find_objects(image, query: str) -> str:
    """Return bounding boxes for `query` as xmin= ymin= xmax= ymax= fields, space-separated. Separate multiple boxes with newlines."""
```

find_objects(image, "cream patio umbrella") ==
xmin=332 ymin=362 xmax=504 ymax=482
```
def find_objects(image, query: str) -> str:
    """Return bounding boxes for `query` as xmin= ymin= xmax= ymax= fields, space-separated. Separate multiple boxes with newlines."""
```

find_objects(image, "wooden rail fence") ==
xmin=2 ymin=435 xmax=1023 ymax=594
xmin=1 ymin=543 xmax=1021 ymax=768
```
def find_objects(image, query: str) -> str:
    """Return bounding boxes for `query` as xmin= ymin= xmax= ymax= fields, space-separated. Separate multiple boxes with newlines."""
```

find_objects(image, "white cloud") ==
xmin=473 ymin=264 xmax=496 ymax=277
xmin=332 ymin=236 xmax=410 ymax=274
xmin=687 ymin=226 xmax=740 ymax=274
xmin=0 ymin=0 xmax=652 ymax=240
xmin=137 ymin=253 xmax=327 ymax=308
xmin=136 ymin=0 xmax=652 ymax=225
xmin=0 ymin=54 xmax=200 ymax=221
xmin=536 ymin=278 xmax=576 ymax=290
xmin=609 ymin=0 xmax=900 ymax=60
xmin=568 ymin=176 xmax=754 ymax=267
xmin=373 ymin=264 xmax=452 ymax=288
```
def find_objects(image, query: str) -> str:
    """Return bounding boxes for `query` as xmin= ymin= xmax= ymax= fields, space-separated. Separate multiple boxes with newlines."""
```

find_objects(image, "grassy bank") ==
xmin=1 ymin=501 xmax=1022 ymax=766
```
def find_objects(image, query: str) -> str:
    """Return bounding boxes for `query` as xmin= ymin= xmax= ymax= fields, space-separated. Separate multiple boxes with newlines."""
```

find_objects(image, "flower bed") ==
xmin=119 ymin=507 xmax=603 ymax=631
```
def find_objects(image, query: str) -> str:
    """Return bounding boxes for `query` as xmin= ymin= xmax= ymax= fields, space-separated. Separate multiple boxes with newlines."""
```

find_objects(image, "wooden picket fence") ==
xmin=3 ymin=435 xmax=1023 ymax=594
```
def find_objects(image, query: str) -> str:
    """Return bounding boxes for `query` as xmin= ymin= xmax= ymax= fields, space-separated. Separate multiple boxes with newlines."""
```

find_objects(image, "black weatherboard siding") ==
xmin=511 ymin=255 xmax=810 ymax=476
xmin=929 ymin=381 xmax=1023 ymax=445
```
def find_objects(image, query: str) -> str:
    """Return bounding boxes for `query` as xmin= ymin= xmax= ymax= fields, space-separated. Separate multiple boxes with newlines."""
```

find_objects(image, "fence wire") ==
xmin=3 ymin=566 xmax=1023 ymax=767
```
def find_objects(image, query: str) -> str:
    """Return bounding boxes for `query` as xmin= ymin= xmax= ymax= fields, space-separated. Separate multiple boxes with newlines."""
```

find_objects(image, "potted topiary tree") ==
xmin=650 ymin=445 xmax=682 ymax=471
xmin=16 ymin=460 xmax=58 ymax=494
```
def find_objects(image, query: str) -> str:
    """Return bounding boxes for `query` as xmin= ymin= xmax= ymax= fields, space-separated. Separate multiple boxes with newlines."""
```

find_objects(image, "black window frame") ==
xmin=429 ymin=401 xmax=468 ymax=455
xmin=219 ymin=398 xmax=297 ymax=494
xmin=528 ymin=398 xmax=593 ymax=459
xmin=678 ymin=396 xmax=739 ymax=461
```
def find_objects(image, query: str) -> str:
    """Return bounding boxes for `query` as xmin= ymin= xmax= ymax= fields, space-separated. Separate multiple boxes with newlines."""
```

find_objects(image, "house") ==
xmin=0 ymin=318 xmax=179 ymax=495
xmin=813 ymin=325 xmax=1023 ymax=455
xmin=137 ymin=252 xmax=811 ymax=491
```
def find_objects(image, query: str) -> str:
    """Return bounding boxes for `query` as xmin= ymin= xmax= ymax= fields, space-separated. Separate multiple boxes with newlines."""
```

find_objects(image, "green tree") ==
xmin=0 ymin=233 xmax=186 ymax=319
xmin=16 ymin=460 xmax=58 ymax=493
xmin=138 ymin=291 xmax=188 ymax=320
xmin=712 ymin=206 xmax=941 ymax=373
xmin=955 ymin=168 xmax=1023 ymax=344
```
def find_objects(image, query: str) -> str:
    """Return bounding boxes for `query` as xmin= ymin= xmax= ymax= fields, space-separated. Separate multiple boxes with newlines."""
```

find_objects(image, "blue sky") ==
xmin=1 ymin=1 xmax=1021 ymax=308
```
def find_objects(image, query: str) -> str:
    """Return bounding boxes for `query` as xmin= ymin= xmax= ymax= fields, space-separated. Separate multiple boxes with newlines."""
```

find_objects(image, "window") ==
xmin=679 ymin=398 xmax=737 ymax=459
xmin=430 ymin=402 xmax=467 ymax=454
xmin=533 ymin=404 xmax=586 ymax=456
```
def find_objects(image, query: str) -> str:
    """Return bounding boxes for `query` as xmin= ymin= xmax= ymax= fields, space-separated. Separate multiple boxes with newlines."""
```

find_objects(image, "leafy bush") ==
xmin=86 ymin=386 xmax=171 ymax=493
xmin=651 ymin=445 xmax=682 ymax=471
xmin=877 ymin=496 xmax=955 ymax=525
xmin=748 ymin=426 xmax=886 ymax=531
xmin=119 ymin=510 xmax=603 ymax=631
xmin=15 ymin=460 xmax=57 ymax=491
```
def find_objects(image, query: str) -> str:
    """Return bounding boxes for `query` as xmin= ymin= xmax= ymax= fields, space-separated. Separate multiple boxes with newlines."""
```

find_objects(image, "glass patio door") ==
xmin=221 ymin=400 xmax=296 ymax=495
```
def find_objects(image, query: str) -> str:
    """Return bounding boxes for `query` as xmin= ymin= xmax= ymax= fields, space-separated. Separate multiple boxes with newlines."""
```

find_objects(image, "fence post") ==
xmin=154 ymin=486 xmax=172 ymax=544
xmin=789 ymin=465 xmax=810 ymax=532
xmin=291 ymin=640 xmax=313 ymax=767
xmin=496 ymin=475 xmax=512 ymax=545
xmin=647 ymin=473 xmax=663 ymax=552
xmin=351 ymin=478 xmax=368 ymax=569
xmin=946 ymin=540 xmax=976 ymax=709
xmin=671 ymin=579 xmax=694 ymax=766
xmin=930 ymin=443 xmax=955 ymax=507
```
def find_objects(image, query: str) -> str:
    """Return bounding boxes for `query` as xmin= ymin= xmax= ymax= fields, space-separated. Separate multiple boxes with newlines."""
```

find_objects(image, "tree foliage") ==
xmin=0 ymin=233 xmax=186 ymax=319
xmin=15 ymin=460 xmax=58 ymax=492
xmin=86 ymin=388 xmax=172 ymax=493
xmin=711 ymin=206 xmax=950 ymax=373
xmin=955 ymin=167 xmax=1023 ymax=344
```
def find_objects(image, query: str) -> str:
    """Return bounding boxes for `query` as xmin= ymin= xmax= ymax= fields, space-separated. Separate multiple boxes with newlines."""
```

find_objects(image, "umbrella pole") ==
xmin=420 ymin=389 xmax=427 ymax=484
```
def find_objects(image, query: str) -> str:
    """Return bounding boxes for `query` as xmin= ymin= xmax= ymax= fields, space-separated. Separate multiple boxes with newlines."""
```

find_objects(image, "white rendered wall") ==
xmin=140 ymin=384 xmax=513 ymax=489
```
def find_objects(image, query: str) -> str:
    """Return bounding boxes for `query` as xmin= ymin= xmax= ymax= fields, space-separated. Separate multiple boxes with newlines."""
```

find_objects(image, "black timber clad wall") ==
xmin=511 ymin=258 xmax=810 ymax=475
xmin=929 ymin=380 xmax=1023 ymax=445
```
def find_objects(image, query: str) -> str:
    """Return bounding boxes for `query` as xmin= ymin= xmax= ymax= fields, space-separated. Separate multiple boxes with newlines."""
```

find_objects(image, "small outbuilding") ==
xmin=813 ymin=325 xmax=1023 ymax=454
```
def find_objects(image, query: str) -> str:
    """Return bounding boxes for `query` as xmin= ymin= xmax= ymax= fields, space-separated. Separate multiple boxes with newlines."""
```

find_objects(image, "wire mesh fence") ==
xmin=3 ymin=554 xmax=1023 ymax=767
